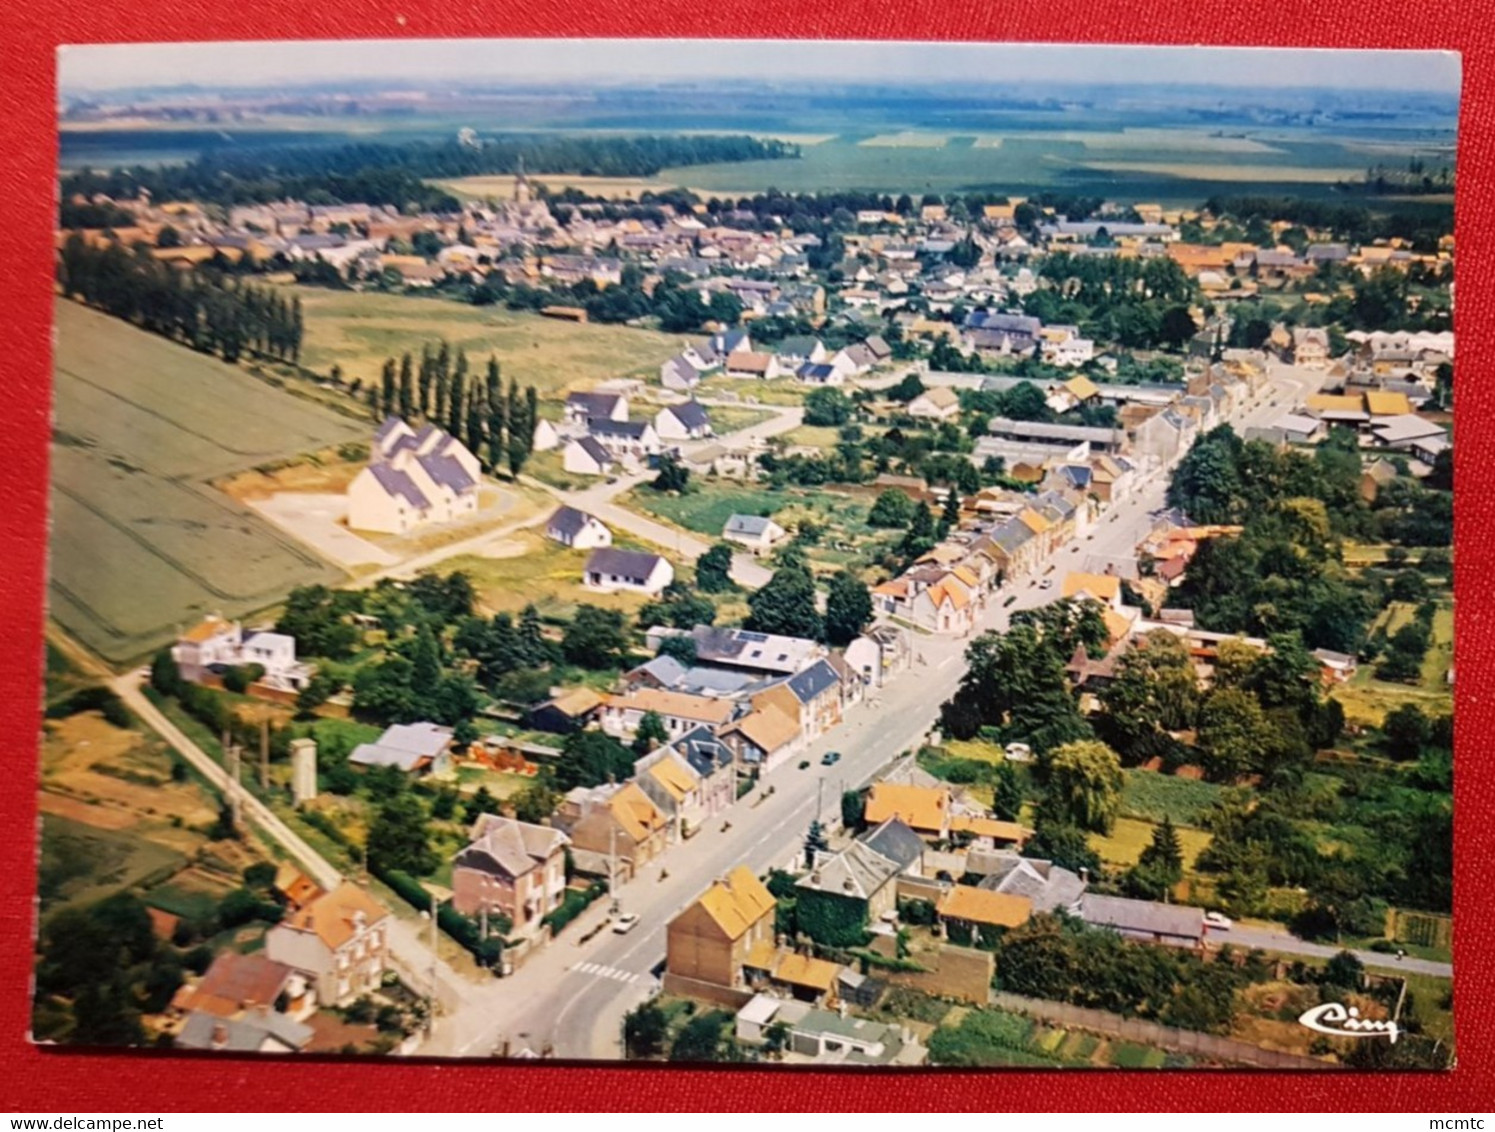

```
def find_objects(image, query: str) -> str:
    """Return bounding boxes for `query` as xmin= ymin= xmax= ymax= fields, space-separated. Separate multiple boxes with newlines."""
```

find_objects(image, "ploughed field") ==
xmin=50 ymin=300 xmax=365 ymax=664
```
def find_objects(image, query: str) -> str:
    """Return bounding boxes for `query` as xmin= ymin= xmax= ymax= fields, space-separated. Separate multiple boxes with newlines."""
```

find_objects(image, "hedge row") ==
xmin=542 ymin=882 xmax=606 ymax=936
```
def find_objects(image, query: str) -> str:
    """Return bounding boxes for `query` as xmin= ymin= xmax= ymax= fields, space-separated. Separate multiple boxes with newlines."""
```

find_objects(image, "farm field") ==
xmin=434 ymin=173 xmax=678 ymax=201
xmin=36 ymin=709 xmax=230 ymax=915
xmin=50 ymin=300 xmax=365 ymax=665
xmin=293 ymin=287 xmax=680 ymax=399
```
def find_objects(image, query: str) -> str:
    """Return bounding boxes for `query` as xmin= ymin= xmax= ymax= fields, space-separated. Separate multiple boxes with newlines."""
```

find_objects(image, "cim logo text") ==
xmin=1298 ymin=1001 xmax=1400 ymax=1043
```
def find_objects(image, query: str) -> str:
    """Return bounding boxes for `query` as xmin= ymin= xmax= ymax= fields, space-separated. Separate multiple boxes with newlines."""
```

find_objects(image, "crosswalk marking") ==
xmin=572 ymin=961 xmax=640 ymax=984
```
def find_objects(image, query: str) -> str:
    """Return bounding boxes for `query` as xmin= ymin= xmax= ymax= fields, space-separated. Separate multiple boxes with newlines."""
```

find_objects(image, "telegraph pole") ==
xmin=223 ymin=729 xmax=241 ymax=830
xmin=259 ymin=717 xmax=269 ymax=792
xmin=607 ymin=822 xmax=619 ymax=916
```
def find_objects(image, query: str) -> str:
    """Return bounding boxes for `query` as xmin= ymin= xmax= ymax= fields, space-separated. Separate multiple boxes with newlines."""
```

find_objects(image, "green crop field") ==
xmin=50 ymin=300 xmax=367 ymax=665
xmin=1119 ymin=770 xmax=1224 ymax=827
xmin=293 ymin=287 xmax=680 ymax=400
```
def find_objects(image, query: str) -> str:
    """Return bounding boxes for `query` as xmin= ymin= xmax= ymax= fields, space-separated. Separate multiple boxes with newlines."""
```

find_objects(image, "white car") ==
xmin=1039 ymin=578 xmax=1054 ymax=589
xmin=612 ymin=912 xmax=641 ymax=934
xmin=1203 ymin=911 xmax=1233 ymax=931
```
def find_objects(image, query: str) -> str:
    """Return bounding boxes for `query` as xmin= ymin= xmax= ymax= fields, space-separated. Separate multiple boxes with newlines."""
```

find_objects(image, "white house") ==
xmin=562 ymin=435 xmax=616 ymax=477
xmin=654 ymin=401 xmax=713 ymax=442
xmin=721 ymin=513 xmax=788 ymax=554
xmin=171 ymin=614 xmax=314 ymax=692
xmin=583 ymin=548 xmax=675 ymax=596
xmin=264 ymin=882 xmax=390 ymax=1007
xmin=545 ymin=505 xmax=612 ymax=549
xmin=564 ymin=391 xmax=629 ymax=428
xmin=347 ymin=417 xmax=482 ymax=535
xmin=531 ymin=418 xmax=561 ymax=452
xmin=660 ymin=355 xmax=703 ymax=392
xmin=588 ymin=419 xmax=662 ymax=462
xmin=724 ymin=351 xmax=781 ymax=380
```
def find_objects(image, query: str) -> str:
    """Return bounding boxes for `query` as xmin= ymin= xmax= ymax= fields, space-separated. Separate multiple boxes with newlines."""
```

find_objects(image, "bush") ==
xmin=221 ymin=664 xmax=266 ymax=694
xmin=542 ymin=882 xmax=606 ymax=936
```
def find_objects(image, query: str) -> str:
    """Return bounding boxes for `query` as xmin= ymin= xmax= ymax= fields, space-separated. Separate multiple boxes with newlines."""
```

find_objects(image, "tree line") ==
xmin=56 ymin=235 xmax=303 ymax=365
xmin=369 ymin=343 xmax=538 ymax=478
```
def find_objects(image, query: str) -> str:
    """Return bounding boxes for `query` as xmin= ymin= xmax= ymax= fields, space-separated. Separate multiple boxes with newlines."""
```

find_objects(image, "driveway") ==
xmin=246 ymin=492 xmax=399 ymax=568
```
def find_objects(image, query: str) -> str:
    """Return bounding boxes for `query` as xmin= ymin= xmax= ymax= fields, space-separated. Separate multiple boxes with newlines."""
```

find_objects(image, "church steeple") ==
xmin=514 ymin=154 xmax=531 ymax=206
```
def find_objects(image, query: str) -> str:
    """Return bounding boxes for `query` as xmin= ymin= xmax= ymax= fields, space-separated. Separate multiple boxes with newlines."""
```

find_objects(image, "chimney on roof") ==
xmin=211 ymin=1023 xmax=229 ymax=1050
xmin=809 ymin=870 xmax=820 ymax=888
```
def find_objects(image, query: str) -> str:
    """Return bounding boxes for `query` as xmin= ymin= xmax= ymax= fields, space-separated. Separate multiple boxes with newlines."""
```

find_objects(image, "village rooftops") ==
xmin=280 ymin=882 xmax=389 ymax=952
xmin=693 ymin=865 xmax=776 ymax=940
xmin=797 ymin=841 xmax=901 ymax=900
xmin=584 ymin=547 xmax=669 ymax=586
xmin=690 ymin=626 xmax=821 ymax=675
xmin=1080 ymin=893 xmax=1205 ymax=942
xmin=458 ymin=813 xmax=569 ymax=879
xmin=723 ymin=514 xmax=780 ymax=540
xmin=856 ymin=817 xmax=926 ymax=872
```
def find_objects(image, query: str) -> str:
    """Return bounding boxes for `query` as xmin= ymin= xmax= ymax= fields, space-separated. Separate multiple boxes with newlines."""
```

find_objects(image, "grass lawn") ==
xmin=626 ymin=483 xmax=788 ymax=538
xmin=1400 ymin=972 xmax=1455 ymax=1047
xmin=943 ymin=737 xmax=1008 ymax=764
xmin=1119 ymin=770 xmax=1224 ymax=827
xmin=704 ymin=378 xmax=809 ymax=406
xmin=293 ymin=286 xmax=680 ymax=398
xmin=779 ymin=424 xmax=844 ymax=450
xmin=1090 ymin=816 xmax=1213 ymax=870
xmin=706 ymin=406 xmax=779 ymax=435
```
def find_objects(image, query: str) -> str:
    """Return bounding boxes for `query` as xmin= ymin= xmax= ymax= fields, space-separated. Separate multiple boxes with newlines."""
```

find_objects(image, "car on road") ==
xmin=798 ymin=759 xmax=811 ymax=770
xmin=612 ymin=912 xmax=640 ymax=934
xmin=1039 ymin=578 xmax=1054 ymax=589
xmin=1203 ymin=911 xmax=1232 ymax=931
xmin=821 ymin=751 xmax=841 ymax=766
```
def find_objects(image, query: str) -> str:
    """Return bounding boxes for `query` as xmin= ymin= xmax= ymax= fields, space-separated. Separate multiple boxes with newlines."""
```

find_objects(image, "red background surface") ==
xmin=0 ymin=0 xmax=1487 ymax=1112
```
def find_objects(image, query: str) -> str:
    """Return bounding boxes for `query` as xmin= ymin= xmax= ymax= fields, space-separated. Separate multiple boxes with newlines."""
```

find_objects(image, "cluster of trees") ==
xmin=1027 ymin=252 xmax=1198 ymax=351
xmin=370 ymin=344 xmax=538 ymax=477
xmin=995 ymin=913 xmax=1249 ymax=1033
xmin=471 ymin=266 xmax=742 ymax=334
xmin=60 ymin=135 xmax=797 ymax=211
xmin=1168 ymin=426 xmax=1449 ymax=654
xmin=1094 ymin=628 xmax=1342 ymax=784
xmin=57 ymin=236 xmax=304 ymax=364
xmin=1201 ymin=195 xmax=1453 ymax=255
xmin=742 ymin=547 xmax=873 ymax=647
xmin=33 ymin=864 xmax=289 ymax=1047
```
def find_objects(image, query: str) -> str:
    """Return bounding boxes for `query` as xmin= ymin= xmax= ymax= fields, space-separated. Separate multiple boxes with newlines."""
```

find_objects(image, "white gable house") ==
xmin=347 ymin=417 xmax=482 ymax=535
xmin=545 ymin=506 xmax=613 ymax=549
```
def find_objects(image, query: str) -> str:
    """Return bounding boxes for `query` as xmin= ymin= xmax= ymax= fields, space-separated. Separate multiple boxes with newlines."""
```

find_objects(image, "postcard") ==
xmin=36 ymin=37 xmax=1456 ymax=1069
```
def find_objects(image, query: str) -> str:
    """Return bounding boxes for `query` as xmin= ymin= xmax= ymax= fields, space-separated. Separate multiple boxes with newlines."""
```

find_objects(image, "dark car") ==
xmin=821 ymin=751 xmax=841 ymax=766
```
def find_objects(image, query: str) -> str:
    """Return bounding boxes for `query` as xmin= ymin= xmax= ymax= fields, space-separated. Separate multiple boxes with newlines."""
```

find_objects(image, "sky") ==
xmin=57 ymin=39 xmax=1462 ymax=97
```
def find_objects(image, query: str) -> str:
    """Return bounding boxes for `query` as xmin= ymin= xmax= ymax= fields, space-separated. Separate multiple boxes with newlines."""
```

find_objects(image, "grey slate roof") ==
xmin=857 ymin=817 xmax=925 ymax=872
xmin=724 ymin=513 xmax=778 ymax=538
xmin=1080 ymin=893 xmax=1205 ymax=940
xmin=566 ymin=391 xmax=624 ymax=419
xmin=177 ymin=1008 xmax=312 ymax=1053
xmin=628 ymin=654 xmax=688 ymax=687
xmin=571 ymin=435 xmax=613 ymax=467
xmin=665 ymin=400 xmax=711 ymax=432
xmin=965 ymin=310 xmax=1042 ymax=336
xmin=786 ymin=658 xmax=842 ymax=704
xmin=976 ymin=853 xmax=1087 ymax=913
xmin=670 ymin=726 xmax=736 ymax=777
xmin=417 ymin=449 xmax=476 ymax=494
xmin=797 ymin=840 xmax=901 ymax=900
xmin=797 ymin=363 xmax=838 ymax=382
xmin=777 ymin=335 xmax=822 ymax=358
xmin=350 ymin=722 xmax=452 ymax=771
xmin=368 ymin=462 xmax=429 ymax=511
xmin=547 ymin=505 xmax=596 ymax=541
xmin=590 ymin=418 xmax=652 ymax=441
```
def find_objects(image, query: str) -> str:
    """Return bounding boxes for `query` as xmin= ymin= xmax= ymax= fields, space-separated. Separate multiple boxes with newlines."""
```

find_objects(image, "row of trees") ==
xmin=57 ymin=236 xmax=304 ymax=364
xmin=369 ymin=344 xmax=539 ymax=477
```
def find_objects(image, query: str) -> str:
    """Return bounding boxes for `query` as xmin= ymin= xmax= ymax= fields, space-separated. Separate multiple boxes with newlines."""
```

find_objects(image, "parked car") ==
xmin=612 ymin=912 xmax=640 ymax=934
xmin=1203 ymin=911 xmax=1232 ymax=931
xmin=1039 ymin=578 xmax=1054 ymax=589
xmin=821 ymin=751 xmax=841 ymax=766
